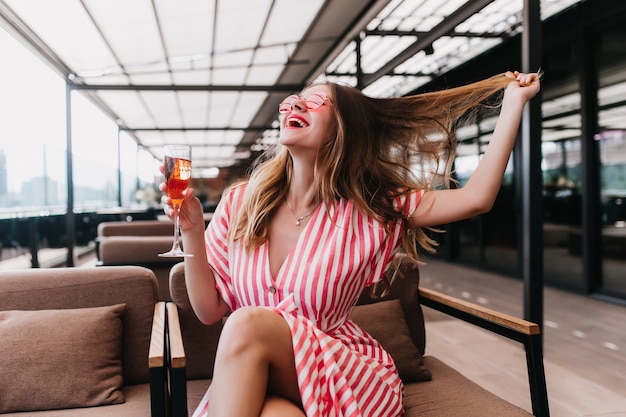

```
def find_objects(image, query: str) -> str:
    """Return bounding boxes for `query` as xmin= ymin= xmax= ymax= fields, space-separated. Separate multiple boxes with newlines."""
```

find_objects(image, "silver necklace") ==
xmin=285 ymin=198 xmax=317 ymax=226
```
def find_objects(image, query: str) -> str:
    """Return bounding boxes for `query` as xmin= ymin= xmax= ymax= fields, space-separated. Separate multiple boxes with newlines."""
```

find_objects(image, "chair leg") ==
xmin=525 ymin=334 xmax=550 ymax=417
xmin=171 ymin=367 xmax=188 ymax=417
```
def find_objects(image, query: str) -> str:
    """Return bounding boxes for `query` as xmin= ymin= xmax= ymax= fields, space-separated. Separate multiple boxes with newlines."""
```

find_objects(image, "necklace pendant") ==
xmin=295 ymin=218 xmax=301 ymax=226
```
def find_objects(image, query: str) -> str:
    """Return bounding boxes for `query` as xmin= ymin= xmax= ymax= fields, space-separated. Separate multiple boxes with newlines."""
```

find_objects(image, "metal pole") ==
xmin=579 ymin=29 xmax=602 ymax=294
xmin=65 ymin=83 xmax=76 ymax=267
xmin=117 ymin=127 xmax=122 ymax=207
xmin=519 ymin=8 xmax=550 ymax=416
xmin=355 ymin=34 xmax=364 ymax=90
xmin=520 ymin=0 xmax=544 ymax=325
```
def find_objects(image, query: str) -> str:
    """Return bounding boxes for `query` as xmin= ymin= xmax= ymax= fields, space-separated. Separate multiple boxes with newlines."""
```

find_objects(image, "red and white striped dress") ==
xmin=193 ymin=184 xmax=422 ymax=417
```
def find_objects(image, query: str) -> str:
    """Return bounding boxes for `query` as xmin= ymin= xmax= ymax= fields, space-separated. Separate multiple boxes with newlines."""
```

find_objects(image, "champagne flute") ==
xmin=159 ymin=145 xmax=193 ymax=257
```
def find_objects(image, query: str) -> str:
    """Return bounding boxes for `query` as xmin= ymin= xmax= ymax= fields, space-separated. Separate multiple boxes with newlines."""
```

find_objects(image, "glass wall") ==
xmin=447 ymin=10 xmax=626 ymax=299
xmin=597 ymin=25 xmax=626 ymax=298
xmin=454 ymin=117 xmax=518 ymax=276
xmin=541 ymin=136 xmax=583 ymax=290
xmin=0 ymin=26 xmax=160 ymax=261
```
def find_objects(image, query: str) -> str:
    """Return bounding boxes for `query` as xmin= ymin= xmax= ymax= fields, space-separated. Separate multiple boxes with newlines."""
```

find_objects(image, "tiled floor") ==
xmin=419 ymin=257 xmax=626 ymax=417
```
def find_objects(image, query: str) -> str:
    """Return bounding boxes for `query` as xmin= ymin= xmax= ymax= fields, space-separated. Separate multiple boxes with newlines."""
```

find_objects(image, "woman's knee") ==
xmin=218 ymin=307 xmax=285 ymax=355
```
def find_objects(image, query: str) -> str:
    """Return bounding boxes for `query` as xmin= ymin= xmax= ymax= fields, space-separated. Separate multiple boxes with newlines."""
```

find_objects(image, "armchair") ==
xmin=165 ymin=256 xmax=549 ymax=416
xmin=96 ymin=220 xmax=178 ymax=301
xmin=0 ymin=266 xmax=167 ymax=417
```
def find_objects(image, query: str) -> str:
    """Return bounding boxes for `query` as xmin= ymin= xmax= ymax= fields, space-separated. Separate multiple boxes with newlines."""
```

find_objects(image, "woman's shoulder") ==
xmin=223 ymin=181 xmax=248 ymax=200
xmin=391 ymin=188 xmax=424 ymax=218
xmin=214 ymin=181 xmax=248 ymax=215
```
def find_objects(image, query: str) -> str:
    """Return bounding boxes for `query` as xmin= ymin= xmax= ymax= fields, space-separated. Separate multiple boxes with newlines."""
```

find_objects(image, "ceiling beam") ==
xmin=365 ymin=29 xmax=507 ymax=39
xmin=69 ymin=83 xmax=304 ymax=92
xmin=122 ymin=126 xmax=274 ymax=132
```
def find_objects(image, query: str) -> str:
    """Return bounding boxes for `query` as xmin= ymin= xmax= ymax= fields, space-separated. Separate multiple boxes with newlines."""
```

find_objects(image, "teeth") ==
xmin=287 ymin=117 xmax=308 ymax=127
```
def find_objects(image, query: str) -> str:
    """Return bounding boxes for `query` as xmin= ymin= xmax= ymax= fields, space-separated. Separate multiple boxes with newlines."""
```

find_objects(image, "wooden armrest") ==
xmin=166 ymin=302 xmax=186 ymax=369
xmin=418 ymin=287 xmax=540 ymax=335
xmin=149 ymin=302 xmax=167 ymax=368
xmin=149 ymin=302 xmax=167 ymax=417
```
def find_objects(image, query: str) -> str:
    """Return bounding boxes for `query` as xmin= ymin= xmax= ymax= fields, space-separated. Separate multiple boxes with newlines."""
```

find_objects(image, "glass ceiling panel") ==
xmin=231 ymin=92 xmax=269 ymax=127
xmin=129 ymin=72 xmax=173 ymax=85
xmin=178 ymin=92 xmax=211 ymax=127
xmin=457 ymin=0 xmax=522 ymax=34
xmin=5 ymin=0 xmax=118 ymax=75
xmin=97 ymin=91 xmax=154 ymax=126
xmin=135 ymin=131 xmax=171 ymax=146
xmin=541 ymin=0 xmax=583 ymax=19
xmin=140 ymin=91 xmax=182 ymax=128
xmin=154 ymin=0 xmax=214 ymax=60
xmin=246 ymin=65 xmax=284 ymax=86
xmin=212 ymin=67 xmax=248 ymax=85
xmin=214 ymin=0 xmax=271 ymax=52
xmin=324 ymin=0 xmax=585 ymax=100
xmin=213 ymin=49 xmax=254 ymax=72
xmin=262 ymin=0 xmax=326 ymax=45
xmin=86 ymin=0 xmax=163 ymax=68
xmin=361 ymin=36 xmax=417 ymax=73
xmin=172 ymin=69 xmax=211 ymax=85
xmin=252 ymin=45 xmax=289 ymax=66
xmin=206 ymin=92 xmax=241 ymax=127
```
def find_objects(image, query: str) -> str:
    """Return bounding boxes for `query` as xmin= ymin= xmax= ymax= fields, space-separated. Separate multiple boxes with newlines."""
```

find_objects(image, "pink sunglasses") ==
xmin=278 ymin=92 xmax=331 ymax=114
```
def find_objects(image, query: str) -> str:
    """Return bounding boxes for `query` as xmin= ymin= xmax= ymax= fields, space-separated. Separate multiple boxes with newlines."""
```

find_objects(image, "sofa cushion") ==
xmin=169 ymin=262 xmax=223 ymax=380
xmin=356 ymin=253 xmax=426 ymax=354
xmin=0 ymin=304 xmax=126 ymax=413
xmin=351 ymin=299 xmax=431 ymax=382
xmin=402 ymin=356 xmax=532 ymax=416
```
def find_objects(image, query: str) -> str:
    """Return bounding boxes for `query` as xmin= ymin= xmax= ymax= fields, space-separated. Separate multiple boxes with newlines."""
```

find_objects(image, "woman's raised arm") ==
xmin=410 ymin=71 xmax=541 ymax=228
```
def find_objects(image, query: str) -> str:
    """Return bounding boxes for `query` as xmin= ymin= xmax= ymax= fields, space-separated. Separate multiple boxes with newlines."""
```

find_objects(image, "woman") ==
xmin=161 ymin=71 xmax=541 ymax=417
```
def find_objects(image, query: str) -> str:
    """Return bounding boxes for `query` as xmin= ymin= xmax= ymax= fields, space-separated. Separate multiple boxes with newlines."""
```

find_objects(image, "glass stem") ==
xmin=172 ymin=205 xmax=182 ymax=251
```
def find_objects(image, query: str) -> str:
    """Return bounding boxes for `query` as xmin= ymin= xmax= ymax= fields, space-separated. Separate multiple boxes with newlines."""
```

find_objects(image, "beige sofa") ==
xmin=0 ymin=266 xmax=167 ymax=416
xmin=96 ymin=220 xmax=178 ymax=300
xmin=166 ymin=257 xmax=549 ymax=417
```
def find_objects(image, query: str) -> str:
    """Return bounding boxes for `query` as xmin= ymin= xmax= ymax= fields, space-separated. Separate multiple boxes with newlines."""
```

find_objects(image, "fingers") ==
xmin=516 ymin=72 xmax=537 ymax=87
xmin=505 ymin=71 xmax=540 ymax=86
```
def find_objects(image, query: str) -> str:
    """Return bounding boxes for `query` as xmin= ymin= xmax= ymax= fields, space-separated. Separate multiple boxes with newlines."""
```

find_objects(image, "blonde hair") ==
xmin=229 ymin=73 xmax=514 ymax=265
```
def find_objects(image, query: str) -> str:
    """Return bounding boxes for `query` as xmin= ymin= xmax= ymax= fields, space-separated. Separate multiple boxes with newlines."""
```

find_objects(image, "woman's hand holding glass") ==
xmin=158 ymin=144 xmax=199 ymax=257
xmin=159 ymin=171 xmax=205 ymax=237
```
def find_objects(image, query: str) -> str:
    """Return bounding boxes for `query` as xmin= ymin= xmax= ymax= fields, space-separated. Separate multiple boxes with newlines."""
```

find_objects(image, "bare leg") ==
xmin=207 ymin=306 xmax=303 ymax=417
xmin=260 ymin=396 xmax=306 ymax=417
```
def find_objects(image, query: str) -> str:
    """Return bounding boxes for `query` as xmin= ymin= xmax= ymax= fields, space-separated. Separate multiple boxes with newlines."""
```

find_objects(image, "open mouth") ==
xmin=286 ymin=116 xmax=309 ymax=128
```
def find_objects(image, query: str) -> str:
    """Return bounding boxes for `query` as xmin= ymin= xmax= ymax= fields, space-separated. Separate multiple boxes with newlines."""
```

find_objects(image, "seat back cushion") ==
xmin=169 ymin=262 xmax=223 ymax=380
xmin=0 ymin=304 xmax=126 ymax=413
xmin=0 ymin=266 xmax=159 ymax=385
xmin=97 ymin=220 xmax=174 ymax=237
xmin=98 ymin=236 xmax=180 ymax=301
xmin=98 ymin=236 xmax=176 ymax=265
xmin=353 ymin=253 xmax=431 ymax=382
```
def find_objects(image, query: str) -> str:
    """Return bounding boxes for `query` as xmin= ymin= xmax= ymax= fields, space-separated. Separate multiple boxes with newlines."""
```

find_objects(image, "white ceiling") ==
xmin=0 ymin=0 xmax=586 ymax=176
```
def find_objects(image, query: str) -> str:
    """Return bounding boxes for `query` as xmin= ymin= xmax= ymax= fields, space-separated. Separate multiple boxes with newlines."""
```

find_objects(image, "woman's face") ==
xmin=278 ymin=84 xmax=336 ymax=155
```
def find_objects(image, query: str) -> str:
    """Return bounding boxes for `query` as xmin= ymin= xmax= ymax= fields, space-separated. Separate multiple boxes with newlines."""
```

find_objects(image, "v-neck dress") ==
xmin=193 ymin=184 xmax=422 ymax=417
